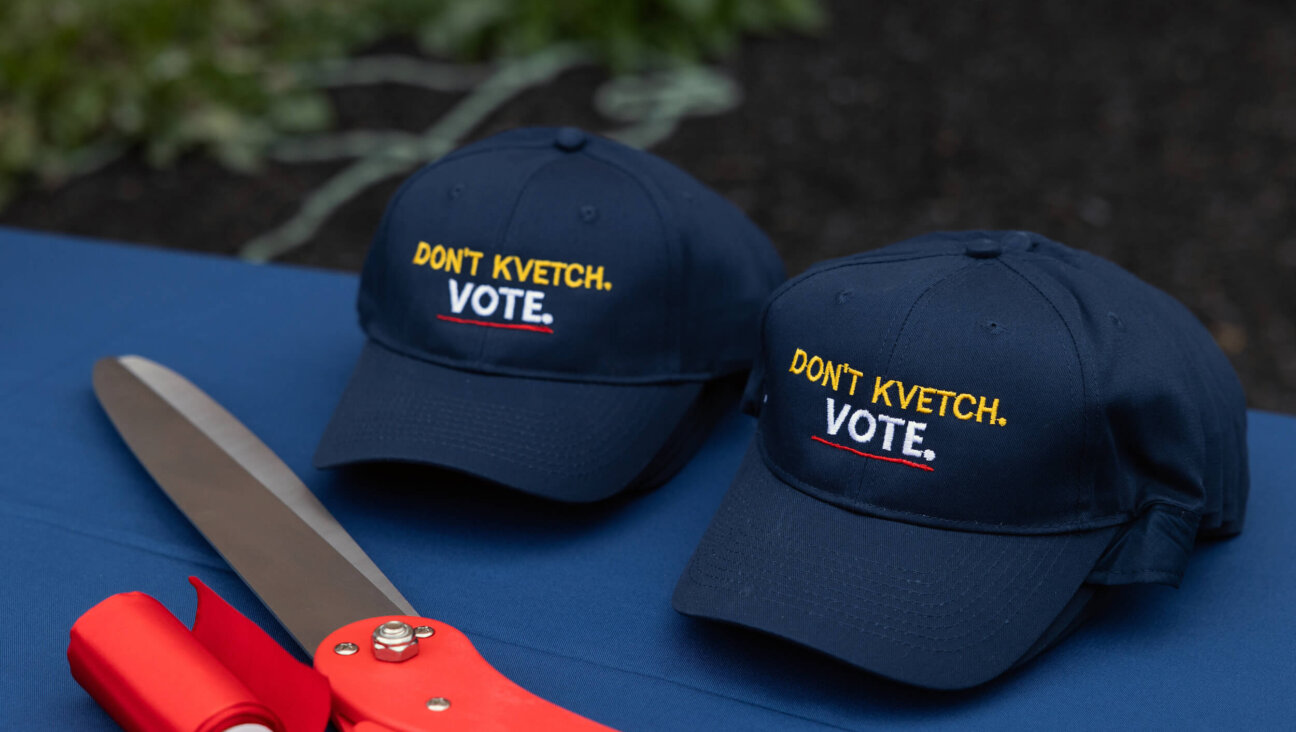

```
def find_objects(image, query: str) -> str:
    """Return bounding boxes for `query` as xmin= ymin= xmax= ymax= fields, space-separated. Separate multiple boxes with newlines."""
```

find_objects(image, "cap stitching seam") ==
xmin=718 ymin=489 xmax=1010 ymax=597
xmin=755 ymin=434 xmax=1141 ymax=534
xmin=327 ymin=389 xmax=665 ymax=459
xmin=997 ymin=257 xmax=1091 ymax=517
xmin=720 ymin=483 xmax=994 ymax=581
xmin=759 ymin=252 xmax=967 ymax=332
xmin=866 ymin=260 xmax=977 ymax=488
xmin=878 ymin=261 xmax=978 ymax=371
xmin=693 ymin=533 xmax=1026 ymax=622
xmin=746 ymin=251 xmax=965 ymax=416
xmin=363 ymin=332 xmax=728 ymax=384
xmin=383 ymin=140 xmax=556 ymax=214
xmin=478 ymin=153 xmax=570 ymax=361
xmin=722 ymin=480 xmax=1196 ymax=579
xmin=686 ymin=537 xmax=1071 ymax=651
xmin=582 ymin=145 xmax=683 ymax=371
xmin=360 ymin=143 xmax=544 ymax=350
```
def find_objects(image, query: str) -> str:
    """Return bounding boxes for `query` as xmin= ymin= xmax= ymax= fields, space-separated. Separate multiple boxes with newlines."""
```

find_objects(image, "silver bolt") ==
xmin=333 ymin=642 xmax=359 ymax=656
xmin=376 ymin=620 xmax=414 ymax=641
xmin=372 ymin=620 xmax=420 ymax=663
xmin=414 ymin=625 xmax=435 ymax=639
xmin=426 ymin=697 xmax=451 ymax=712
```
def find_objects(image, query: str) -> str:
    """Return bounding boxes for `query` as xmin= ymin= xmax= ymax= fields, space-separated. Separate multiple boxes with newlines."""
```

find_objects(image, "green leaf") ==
xmin=0 ymin=0 xmax=825 ymax=207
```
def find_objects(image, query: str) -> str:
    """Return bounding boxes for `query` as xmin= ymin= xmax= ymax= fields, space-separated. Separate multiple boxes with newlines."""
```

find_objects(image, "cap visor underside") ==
xmin=672 ymin=442 xmax=1119 ymax=689
xmin=314 ymin=341 xmax=703 ymax=502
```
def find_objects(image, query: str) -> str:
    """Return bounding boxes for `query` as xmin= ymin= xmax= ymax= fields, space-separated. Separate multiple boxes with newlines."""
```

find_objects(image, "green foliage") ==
xmin=409 ymin=0 xmax=825 ymax=70
xmin=0 ymin=0 xmax=822 ymax=205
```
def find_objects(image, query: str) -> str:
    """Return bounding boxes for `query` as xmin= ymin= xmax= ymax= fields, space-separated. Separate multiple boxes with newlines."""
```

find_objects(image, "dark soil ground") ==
xmin=6 ymin=1 xmax=1296 ymax=412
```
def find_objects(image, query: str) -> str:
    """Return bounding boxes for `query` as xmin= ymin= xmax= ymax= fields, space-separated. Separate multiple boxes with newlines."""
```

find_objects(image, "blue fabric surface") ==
xmin=1 ymin=227 xmax=1292 ymax=729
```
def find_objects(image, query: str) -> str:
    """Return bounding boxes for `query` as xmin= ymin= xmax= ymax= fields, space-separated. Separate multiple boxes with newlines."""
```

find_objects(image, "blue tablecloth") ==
xmin=2 ymin=227 xmax=1292 ymax=730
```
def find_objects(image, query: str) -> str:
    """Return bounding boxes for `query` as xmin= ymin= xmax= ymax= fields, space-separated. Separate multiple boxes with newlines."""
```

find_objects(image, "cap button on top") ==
xmin=965 ymin=239 xmax=1003 ymax=259
xmin=553 ymin=127 xmax=587 ymax=152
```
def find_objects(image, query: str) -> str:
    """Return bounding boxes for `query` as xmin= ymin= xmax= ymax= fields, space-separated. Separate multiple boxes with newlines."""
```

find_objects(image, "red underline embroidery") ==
xmin=810 ymin=435 xmax=935 ymax=472
xmin=437 ymin=314 xmax=554 ymax=334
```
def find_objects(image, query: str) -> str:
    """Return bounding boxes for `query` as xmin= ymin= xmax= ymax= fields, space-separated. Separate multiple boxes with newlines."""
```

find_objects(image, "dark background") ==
xmin=6 ymin=0 xmax=1294 ymax=412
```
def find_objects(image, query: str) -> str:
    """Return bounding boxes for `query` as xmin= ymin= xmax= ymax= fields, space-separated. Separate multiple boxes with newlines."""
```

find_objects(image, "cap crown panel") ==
xmin=359 ymin=143 xmax=675 ymax=379
xmin=479 ymin=153 xmax=674 ymax=375
xmin=628 ymin=151 xmax=787 ymax=375
xmin=759 ymin=254 xmax=1091 ymax=530
xmin=359 ymin=146 xmax=555 ymax=366
xmin=1015 ymin=245 xmax=1212 ymax=522
xmin=877 ymin=259 xmax=1089 ymax=524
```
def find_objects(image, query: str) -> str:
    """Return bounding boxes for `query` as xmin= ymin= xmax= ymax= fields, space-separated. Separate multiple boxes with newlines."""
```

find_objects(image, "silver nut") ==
xmin=372 ymin=620 xmax=420 ymax=663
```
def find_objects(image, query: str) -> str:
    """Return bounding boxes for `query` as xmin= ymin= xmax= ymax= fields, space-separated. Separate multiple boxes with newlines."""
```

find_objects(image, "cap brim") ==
xmin=314 ymin=341 xmax=703 ymax=502
xmin=672 ymin=442 xmax=1120 ymax=689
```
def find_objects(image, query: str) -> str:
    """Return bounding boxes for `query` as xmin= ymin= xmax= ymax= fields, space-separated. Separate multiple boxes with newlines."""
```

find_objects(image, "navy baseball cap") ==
xmin=673 ymin=230 xmax=1248 ymax=689
xmin=313 ymin=127 xmax=784 ymax=501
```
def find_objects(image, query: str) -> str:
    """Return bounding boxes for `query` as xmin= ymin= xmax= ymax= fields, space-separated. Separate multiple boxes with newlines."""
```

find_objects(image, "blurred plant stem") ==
xmin=0 ymin=0 xmax=822 ymax=210
xmin=239 ymin=46 xmax=587 ymax=263
xmin=239 ymin=49 xmax=743 ymax=262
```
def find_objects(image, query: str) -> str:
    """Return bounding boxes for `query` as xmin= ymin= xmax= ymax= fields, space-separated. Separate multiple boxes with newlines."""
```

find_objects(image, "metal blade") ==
xmin=92 ymin=355 xmax=417 ymax=654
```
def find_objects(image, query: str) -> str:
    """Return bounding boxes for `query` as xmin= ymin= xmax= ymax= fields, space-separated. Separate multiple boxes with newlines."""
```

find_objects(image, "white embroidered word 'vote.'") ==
xmin=448 ymin=278 xmax=554 ymax=326
xmin=824 ymin=397 xmax=935 ymax=463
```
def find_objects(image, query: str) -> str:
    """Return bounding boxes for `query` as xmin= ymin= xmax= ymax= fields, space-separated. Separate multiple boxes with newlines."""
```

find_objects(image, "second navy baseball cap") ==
xmin=673 ymin=230 xmax=1248 ymax=689
xmin=314 ymin=127 xmax=784 ymax=501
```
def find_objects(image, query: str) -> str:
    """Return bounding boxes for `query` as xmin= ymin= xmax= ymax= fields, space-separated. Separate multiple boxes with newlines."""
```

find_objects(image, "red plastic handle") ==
xmin=68 ymin=591 xmax=281 ymax=732
xmin=67 ymin=579 xmax=331 ymax=732
xmin=315 ymin=616 xmax=615 ymax=732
